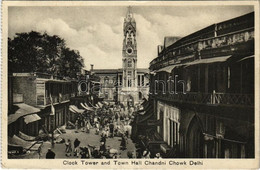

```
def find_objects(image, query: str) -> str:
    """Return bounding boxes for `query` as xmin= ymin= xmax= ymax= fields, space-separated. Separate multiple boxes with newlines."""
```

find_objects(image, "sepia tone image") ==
xmin=6 ymin=4 xmax=256 ymax=161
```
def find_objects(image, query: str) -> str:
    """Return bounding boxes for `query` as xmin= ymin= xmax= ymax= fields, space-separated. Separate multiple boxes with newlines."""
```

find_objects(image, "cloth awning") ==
xmin=8 ymin=135 xmax=42 ymax=151
xmin=69 ymin=107 xmax=77 ymax=113
xmin=237 ymin=55 xmax=254 ymax=62
xmin=98 ymin=102 xmax=103 ymax=108
xmin=156 ymin=63 xmax=185 ymax=74
xmin=8 ymin=103 xmax=41 ymax=125
xmin=19 ymin=131 xmax=36 ymax=141
xmin=80 ymin=103 xmax=94 ymax=111
xmin=69 ymin=105 xmax=85 ymax=114
xmin=24 ymin=114 xmax=41 ymax=124
xmin=185 ymin=55 xmax=231 ymax=67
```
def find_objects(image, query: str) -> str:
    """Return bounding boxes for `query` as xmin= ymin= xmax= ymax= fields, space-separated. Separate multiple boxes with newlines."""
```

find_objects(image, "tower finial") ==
xmin=126 ymin=6 xmax=133 ymax=19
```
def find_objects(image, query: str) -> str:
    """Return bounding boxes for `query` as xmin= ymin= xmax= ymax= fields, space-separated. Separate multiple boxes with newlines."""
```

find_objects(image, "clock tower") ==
xmin=119 ymin=6 xmax=138 ymax=106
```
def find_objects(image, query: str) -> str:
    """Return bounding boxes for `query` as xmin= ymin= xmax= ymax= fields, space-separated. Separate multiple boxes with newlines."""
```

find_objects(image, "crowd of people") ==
xmin=45 ymin=100 xmax=161 ymax=159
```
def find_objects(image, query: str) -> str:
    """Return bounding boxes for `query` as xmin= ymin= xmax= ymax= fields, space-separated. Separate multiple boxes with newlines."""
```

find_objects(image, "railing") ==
xmin=150 ymin=28 xmax=254 ymax=71
xmin=34 ymin=72 xmax=64 ymax=80
xmin=213 ymin=92 xmax=254 ymax=106
xmin=152 ymin=90 xmax=254 ymax=107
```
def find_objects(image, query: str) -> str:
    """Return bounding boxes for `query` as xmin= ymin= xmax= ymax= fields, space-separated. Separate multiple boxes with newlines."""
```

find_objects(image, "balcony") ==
xmin=152 ymin=90 xmax=254 ymax=107
xmin=34 ymin=72 xmax=64 ymax=80
xmin=44 ymin=93 xmax=70 ymax=105
xmin=150 ymin=27 xmax=254 ymax=71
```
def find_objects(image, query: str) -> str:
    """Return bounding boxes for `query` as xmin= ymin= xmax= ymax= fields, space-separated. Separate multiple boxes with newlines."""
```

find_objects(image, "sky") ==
xmin=8 ymin=5 xmax=254 ymax=70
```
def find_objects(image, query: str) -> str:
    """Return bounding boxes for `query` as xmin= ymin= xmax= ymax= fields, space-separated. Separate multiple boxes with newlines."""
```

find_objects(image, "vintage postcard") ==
xmin=1 ymin=1 xmax=259 ymax=169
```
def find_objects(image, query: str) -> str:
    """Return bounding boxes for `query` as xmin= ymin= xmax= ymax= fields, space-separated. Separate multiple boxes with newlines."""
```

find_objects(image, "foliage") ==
xmin=8 ymin=31 xmax=84 ymax=78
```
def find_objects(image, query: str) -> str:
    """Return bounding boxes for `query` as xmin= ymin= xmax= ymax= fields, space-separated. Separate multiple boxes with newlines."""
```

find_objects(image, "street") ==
xmin=38 ymin=127 xmax=136 ymax=159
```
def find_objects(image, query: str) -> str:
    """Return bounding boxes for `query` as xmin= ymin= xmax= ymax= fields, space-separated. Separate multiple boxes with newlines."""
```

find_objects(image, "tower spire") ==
xmin=126 ymin=6 xmax=133 ymax=19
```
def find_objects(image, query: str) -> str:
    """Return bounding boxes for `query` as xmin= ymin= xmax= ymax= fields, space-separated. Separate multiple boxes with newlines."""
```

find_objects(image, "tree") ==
xmin=8 ymin=31 xmax=84 ymax=78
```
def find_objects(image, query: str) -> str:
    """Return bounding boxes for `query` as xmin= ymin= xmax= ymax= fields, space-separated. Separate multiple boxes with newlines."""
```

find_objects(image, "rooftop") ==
xmin=93 ymin=68 xmax=149 ymax=74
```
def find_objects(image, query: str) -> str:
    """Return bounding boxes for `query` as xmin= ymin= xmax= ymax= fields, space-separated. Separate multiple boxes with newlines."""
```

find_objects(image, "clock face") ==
xmin=127 ymin=48 xmax=133 ymax=55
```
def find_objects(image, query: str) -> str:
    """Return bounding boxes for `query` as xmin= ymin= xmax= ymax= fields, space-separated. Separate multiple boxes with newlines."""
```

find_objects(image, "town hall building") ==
xmin=93 ymin=7 xmax=149 ymax=106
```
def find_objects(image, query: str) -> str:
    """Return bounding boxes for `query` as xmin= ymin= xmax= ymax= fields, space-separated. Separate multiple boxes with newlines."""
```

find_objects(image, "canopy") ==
xmin=156 ymin=63 xmax=186 ymax=74
xmin=95 ymin=104 xmax=100 ymax=108
xmin=69 ymin=105 xmax=85 ymax=114
xmin=184 ymin=55 xmax=231 ymax=67
xmin=8 ymin=103 xmax=40 ymax=125
xmin=103 ymin=101 xmax=109 ymax=105
xmin=8 ymin=135 xmax=42 ymax=151
xmin=80 ymin=103 xmax=94 ymax=111
xmin=84 ymin=103 xmax=95 ymax=110
xmin=98 ymin=102 xmax=103 ymax=108
xmin=19 ymin=131 xmax=36 ymax=141
xmin=89 ymin=102 xmax=99 ymax=109
xmin=237 ymin=55 xmax=254 ymax=62
xmin=69 ymin=107 xmax=77 ymax=113
xmin=24 ymin=114 xmax=41 ymax=124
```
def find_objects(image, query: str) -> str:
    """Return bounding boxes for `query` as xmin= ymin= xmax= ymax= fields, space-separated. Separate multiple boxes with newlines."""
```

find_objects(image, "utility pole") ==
xmin=51 ymin=114 xmax=55 ymax=147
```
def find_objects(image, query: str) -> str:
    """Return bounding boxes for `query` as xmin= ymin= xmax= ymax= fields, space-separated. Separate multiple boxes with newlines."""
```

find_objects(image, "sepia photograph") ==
xmin=1 ymin=1 xmax=259 ymax=169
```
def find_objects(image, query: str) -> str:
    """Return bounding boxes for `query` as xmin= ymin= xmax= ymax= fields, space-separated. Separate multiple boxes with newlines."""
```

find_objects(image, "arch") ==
xmin=186 ymin=115 xmax=204 ymax=158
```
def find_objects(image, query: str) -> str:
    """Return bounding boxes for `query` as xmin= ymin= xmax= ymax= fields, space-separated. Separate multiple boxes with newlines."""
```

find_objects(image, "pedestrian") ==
xmin=99 ymin=142 xmax=106 ymax=156
xmin=92 ymin=147 xmax=101 ymax=158
xmin=86 ymin=121 xmax=90 ymax=133
xmin=95 ymin=122 xmax=100 ymax=135
xmin=120 ymin=135 xmax=126 ymax=150
xmin=127 ymin=151 xmax=133 ymax=158
xmin=80 ymin=146 xmax=91 ymax=159
xmin=74 ymin=138 xmax=81 ymax=157
xmin=109 ymin=122 xmax=114 ymax=138
xmin=37 ymin=144 xmax=42 ymax=159
xmin=65 ymin=139 xmax=72 ymax=156
xmin=105 ymin=128 xmax=109 ymax=138
xmin=125 ymin=130 xmax=129 ymax=138
xmin=46 ymin=148 xmax=56 ymax=159
xmin=155 ymin=153 xmax=162 ymax=159
xmin=142 ymin=149 xmax=151 ymax=159
xmin=94 ymin=116 xmax=98 ymax=123
xmin=100 ymin=134 xmax=106 ymax=145
xmin=75 ymin=120 xmax=79 ymax=130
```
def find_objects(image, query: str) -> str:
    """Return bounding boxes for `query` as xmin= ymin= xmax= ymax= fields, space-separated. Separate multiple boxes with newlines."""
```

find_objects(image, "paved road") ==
xmin=38 ymin=127 xmax=136 ymax=159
